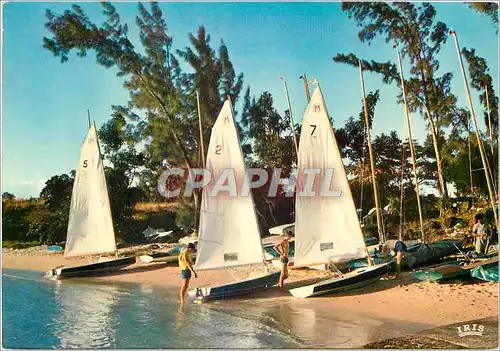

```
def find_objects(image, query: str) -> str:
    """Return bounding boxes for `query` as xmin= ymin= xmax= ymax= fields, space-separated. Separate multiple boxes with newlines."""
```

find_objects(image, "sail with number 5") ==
xmin=294 ymin=85 xmax=367 ymax=267
xmin=65 ymin=125 xmax=116 ymax=257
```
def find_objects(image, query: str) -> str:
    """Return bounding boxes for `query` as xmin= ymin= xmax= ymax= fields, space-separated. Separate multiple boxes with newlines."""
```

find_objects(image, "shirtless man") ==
xmin=178 ymin=243 xmax=197 ymax=304
xmin=274 ymin=230 xmax=292 ymax=289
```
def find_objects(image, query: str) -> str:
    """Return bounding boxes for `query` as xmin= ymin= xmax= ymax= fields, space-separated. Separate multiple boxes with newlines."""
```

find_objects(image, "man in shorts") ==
xmin=178 ymin=242 xmax=197 ymax=304
xmin=274 ymin=230 xmax=292 ymax=289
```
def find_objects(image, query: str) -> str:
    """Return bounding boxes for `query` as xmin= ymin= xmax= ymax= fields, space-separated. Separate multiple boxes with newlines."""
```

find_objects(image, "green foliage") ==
xmin=241 ymin=91 xmax=294 ymax=171
xmin=3 ymin=241 xmax=41 ymax=249
xmin=26 ymin=207 xmax=67 ymax=244
xmin=468 ymin=2 xmax=499 ymax=32
xmin=461 ymin=47 xmax=499 ymax=134
xmin=2 ymin=200 xmax=36 ymax=242
xmin=2 ymin=192 xmax=15 ymax=201
xmin=173 ymin=201 xmax=195 ymax=229
xmin=334 ymin=3 xmax=457 ymax=204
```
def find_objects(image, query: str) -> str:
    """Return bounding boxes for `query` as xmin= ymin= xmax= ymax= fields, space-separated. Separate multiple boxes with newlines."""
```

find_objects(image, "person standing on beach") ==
xmin=471 ymin=213 xmax=490 ymax=254
xmin=179 ymin=243 xmax=197 ymax=304
xmin=274 ymin=231 xmax=292 ymax=289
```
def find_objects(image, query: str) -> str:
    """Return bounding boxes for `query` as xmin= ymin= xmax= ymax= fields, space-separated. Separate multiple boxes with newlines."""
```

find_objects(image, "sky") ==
xmin=2 ymin=2 xmax=498 ymax=199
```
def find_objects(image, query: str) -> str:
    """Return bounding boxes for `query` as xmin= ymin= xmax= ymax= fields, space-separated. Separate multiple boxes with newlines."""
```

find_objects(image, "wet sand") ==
xmin=3 ymin=251 xmax=498 ymax=347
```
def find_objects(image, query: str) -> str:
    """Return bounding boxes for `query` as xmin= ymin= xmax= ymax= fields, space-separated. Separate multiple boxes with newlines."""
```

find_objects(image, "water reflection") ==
xmin=52 ymin=281 xmax=118 ymax=348
xmin=4 ymin=269 xmax=428 ymax=349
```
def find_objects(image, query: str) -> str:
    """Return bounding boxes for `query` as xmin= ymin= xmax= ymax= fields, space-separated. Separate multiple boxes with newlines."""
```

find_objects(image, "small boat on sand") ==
xmin=288 ymin=84 xmax=392 ymax=298
xmin=413 ymin=255 xmax=498 ymax=282
xmin=46 ymin=123 xmax=135 ymax=279
xmin=188 ymin=98 xmax=280 ymax=301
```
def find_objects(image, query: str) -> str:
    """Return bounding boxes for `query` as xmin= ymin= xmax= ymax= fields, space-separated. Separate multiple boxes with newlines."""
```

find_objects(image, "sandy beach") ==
xmin=3 ymin=250 xmax=498 ymax=330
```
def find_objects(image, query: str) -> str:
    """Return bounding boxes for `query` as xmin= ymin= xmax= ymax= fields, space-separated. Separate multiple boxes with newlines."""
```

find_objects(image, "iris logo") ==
xmin=456 ymin=324 xmax=485 ymax=337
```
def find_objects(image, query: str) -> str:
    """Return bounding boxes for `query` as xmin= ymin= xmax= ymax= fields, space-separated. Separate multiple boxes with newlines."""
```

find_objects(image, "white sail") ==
xmin=64 ymin=125 xmax=116 ymax=257
xmin=195 ymin=99 xmax=264 ymax=270
xmin=294 ymin=86 xmax=367 ymax=267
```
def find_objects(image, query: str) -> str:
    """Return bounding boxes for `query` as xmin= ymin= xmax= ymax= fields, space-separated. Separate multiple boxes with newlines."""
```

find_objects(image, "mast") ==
xmin=317 ymin=82 xmax=374 ymax=266
xmin=359 ymin=61 xmax=385 ymax=244
xmin=196 ymin=90 xmax=206 ymax=167
xmin=485 ymin=84 xmax=495 ymax=156
xmin=300 ymin=73 xmax=311 ymax=103
xmin=450 ymin=30 xmax=498 ymax=227
xmin=93 ymin=120 xmax=118 ymax=257
xmin=87 ymin=110 xmax=91 ymax=129
xmin=394 ymin=45 xmax=426 ymax=243
xmin=194 ymin=90 xmax=205 ymax=234
xmin=280 ymin=77 xmax=299 ymax=157
xmin=399 ymin=145 xmax=406 ymax=241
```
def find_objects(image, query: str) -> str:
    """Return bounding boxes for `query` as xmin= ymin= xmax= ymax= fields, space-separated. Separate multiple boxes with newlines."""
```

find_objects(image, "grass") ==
xmin=134 ymin=202 xmax=178 ymax=213
xmin=3 ymin=240 xmax=41 ymax=249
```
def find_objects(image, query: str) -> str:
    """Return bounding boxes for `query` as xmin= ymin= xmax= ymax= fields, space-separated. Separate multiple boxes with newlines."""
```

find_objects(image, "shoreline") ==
xmin=3 ymin=251 xmax=498 ymax=344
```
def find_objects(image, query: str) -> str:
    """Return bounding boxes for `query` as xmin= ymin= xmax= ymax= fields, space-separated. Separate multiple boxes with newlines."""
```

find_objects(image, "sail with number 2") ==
xmin=195 ymin=99 xmax=265 ymax=270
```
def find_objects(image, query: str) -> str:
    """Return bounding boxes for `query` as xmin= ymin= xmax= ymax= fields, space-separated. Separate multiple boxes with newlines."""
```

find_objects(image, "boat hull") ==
xmin=188 ymin=271 xmax=281 ymax=301
xmin=413 ymin=256 xmax=499 ymax=282
xmin=470 ymin=260 xmax=499 ymax=282
xmin=46 ymin=256 xmax=136 ymax=279
xmin=289 ymin=262 xmax=393 ymax=298
xmin=140 ymin=252 xmax=197 ymax=265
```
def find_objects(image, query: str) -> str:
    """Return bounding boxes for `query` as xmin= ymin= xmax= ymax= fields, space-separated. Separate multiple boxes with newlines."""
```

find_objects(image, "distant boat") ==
xmin=47 ymin=245 xmax=63 ymax=252
xmin=139 ymin=245 xmax=197 ymax=264
xmin=288 ymin=84 xmax=392 ymax=298
xmin=188 ymin=98 xmax=280 ymax=301
xmin=46 ymin=124 xmax=135 ymax=279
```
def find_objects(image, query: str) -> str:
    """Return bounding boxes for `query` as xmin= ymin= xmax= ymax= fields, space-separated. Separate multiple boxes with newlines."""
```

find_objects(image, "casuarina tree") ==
xmin=333 ymin=2 xmax=454 ymax=209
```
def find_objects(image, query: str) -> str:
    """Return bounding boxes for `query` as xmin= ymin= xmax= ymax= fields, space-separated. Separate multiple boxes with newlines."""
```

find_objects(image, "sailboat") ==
xmin=289 ymin=84 xmax=392 ymax=298
xmin=187 ymin=98 xmax=280 ymax=301
xmin=46 ymin=123 xmax=135 ymax=279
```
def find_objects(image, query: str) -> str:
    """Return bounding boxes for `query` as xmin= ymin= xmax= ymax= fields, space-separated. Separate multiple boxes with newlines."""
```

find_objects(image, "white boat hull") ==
xmin=289 ymin=262 xmax=392 ymax=298
xmin=188 ymin=270 xmax=281 ymax=301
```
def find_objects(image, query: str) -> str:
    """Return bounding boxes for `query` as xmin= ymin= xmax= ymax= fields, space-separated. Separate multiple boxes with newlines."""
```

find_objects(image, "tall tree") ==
xmin=177 ymin=26 xmax=244 ymax=165
xmin=43 ymin=3 xmax=246 ymax=228
xmin=461 ymin=48 xmax=498 ymax=138
xmin=333 ymin=3 xmax=452 ymax=208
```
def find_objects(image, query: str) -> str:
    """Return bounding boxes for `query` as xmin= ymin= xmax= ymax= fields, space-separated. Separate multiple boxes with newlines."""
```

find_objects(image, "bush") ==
xmin=26 ymin=209 xmax=67 ymax=244
xmin=2 ymin=200 xmax=39 ymax=241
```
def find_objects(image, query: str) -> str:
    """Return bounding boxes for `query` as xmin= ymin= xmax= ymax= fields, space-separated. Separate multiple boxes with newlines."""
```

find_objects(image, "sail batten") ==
xmin=294 ymin=86 xmax=367 ymax=267
xmin=64 ymin=126 xmax=116 ymax=257
xmin=195 ymin=100 xmax=265 ymax=270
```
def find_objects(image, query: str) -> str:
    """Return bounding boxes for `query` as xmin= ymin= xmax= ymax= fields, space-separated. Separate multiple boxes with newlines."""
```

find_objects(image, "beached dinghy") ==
xmin=46 ymin=123 xmax=135 ymax=279
xmin=188 ymin=98 xmax=280 ymax=301
xmin=413 ymin=256 xmax=498 ymax=282
xmin=470 ymin=257 xmax=498 ymax=282
xmin=289 ymin=85 xmax=391 ymax=298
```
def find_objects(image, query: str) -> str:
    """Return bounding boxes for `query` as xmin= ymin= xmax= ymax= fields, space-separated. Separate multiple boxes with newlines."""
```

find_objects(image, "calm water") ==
xmin=2 ymin=269 xmax=426 ymax=349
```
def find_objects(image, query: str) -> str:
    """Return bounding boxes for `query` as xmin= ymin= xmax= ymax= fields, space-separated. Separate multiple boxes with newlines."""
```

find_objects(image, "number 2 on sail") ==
xmin=215 ymin=145 xmax=223 ymax=155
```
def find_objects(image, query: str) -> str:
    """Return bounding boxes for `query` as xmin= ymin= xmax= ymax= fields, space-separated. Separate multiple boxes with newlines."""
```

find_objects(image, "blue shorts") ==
xmin=181 ymin=269 xmax=192 ymax=279
xmin=394 ymin=241 xmax=407 ymax=253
